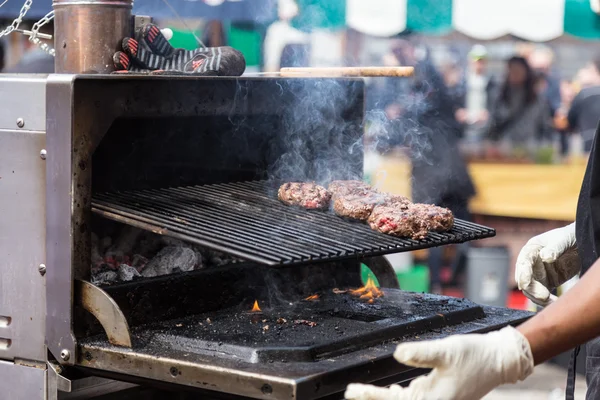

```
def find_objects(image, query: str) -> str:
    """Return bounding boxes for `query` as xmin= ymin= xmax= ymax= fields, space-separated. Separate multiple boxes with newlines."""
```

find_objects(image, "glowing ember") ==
xmin=359 ymin=292 xmax=374 ymax=300
xmin=351 ymin=277 xmax=383 ymax=300
xmin=304 ymin=294 xmax=319 ymax=301
xmin=251 ymin=300 xmax=262 ymax=312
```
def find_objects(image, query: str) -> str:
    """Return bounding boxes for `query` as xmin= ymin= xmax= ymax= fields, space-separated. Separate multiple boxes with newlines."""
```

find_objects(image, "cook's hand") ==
xmin=345 ymin=326 xmax=534 ymax=400
xmin=516 ymin=222 xmax=580 ymax=307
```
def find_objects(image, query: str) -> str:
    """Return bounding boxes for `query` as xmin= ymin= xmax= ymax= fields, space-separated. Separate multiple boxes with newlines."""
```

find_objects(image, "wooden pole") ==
xmin=279 ymin=66 xmax=414 ymax=77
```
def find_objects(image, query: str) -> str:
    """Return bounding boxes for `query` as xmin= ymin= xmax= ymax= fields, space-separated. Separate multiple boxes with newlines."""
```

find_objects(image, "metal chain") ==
xmin=0 ymin=0 xmax=55 ymax=55
xmin=0 ymin=0 xmax=32 ymax=38
xmin=29 ymin=10 xmax=55 ymax=56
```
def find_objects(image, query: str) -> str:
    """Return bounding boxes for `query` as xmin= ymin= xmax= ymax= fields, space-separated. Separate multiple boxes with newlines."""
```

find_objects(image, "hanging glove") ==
xmin=345 ymin=326 xmax=534 ymax=400
xmin=515 ymin=222 xmax=580 ymax=307
xmin=112 ymin=23 xmax=246 ymax=76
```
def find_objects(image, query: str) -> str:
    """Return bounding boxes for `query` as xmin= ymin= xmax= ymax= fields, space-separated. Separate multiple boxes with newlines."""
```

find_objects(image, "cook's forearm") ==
xmin=518 ymin=257 xmax=600 ymax=365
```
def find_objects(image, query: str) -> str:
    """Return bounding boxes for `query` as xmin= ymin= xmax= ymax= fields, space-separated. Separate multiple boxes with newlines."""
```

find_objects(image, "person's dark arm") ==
xmin=518 ymin=256 xmax=600 ymax=364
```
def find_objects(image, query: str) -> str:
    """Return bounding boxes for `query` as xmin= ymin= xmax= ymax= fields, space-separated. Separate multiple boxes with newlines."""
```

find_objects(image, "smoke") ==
xmin=266 ymin=77 xmax=365 ymax=185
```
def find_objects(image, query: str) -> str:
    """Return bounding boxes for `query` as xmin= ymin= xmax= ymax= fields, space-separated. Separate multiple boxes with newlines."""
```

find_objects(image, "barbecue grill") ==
xmin=0 ymin=72 xmax=532 ymax=400
xmin=0 ymin=4 xmax=532 ymax=398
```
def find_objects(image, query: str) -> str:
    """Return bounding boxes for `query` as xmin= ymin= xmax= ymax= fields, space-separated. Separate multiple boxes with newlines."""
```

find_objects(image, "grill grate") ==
xmin=92 ymin=181 xmax=495 ymax=266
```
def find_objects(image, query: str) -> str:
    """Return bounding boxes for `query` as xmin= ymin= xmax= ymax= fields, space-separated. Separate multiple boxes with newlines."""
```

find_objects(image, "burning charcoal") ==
xmin=130 ymin=254 xmax=149 ymax=272
xmin=141 ymin=246 xmax=197 ymax=278
xmin=193 ymin=252 xmax=205 ymax=270
xmin=91 ymin=270 xmax=118 ymax=286
xmin=118 ymin=264 xmax=141 ymax=282
xmin=294 ymin=319 xmax=317 ymax=327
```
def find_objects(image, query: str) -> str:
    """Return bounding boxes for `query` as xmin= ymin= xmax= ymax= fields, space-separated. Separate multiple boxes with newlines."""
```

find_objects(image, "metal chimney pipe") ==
xmin=53 ymin=0 xmax=133 ymax=73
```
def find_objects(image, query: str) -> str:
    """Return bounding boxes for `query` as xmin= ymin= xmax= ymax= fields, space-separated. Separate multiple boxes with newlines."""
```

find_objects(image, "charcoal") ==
xmin=118 ymin=264 xmax=141 ymax=282
xmin=136 ymin=232 xmax=165 ymax=257
xmin=194 ymin=252 xmax=205 ymax=270
xmin=91 ymin=270 xmax=118 ymax=286
xmin=130 ymin=254 xmax=149 ymax=272
xmin=161 ymin=236 xmax=188 ymax=248
xmin=142 ymin=246 xmax=197 ymax=278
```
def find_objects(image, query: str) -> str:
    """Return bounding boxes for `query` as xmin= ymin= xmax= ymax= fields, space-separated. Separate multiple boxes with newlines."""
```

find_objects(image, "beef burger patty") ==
xmin=278 ymin=182 xmax=331 ymax=210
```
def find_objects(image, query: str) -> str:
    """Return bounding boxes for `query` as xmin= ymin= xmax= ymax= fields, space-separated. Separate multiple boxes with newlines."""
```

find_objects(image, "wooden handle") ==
xmin=279 ymin=67 xmax=414 ymax=77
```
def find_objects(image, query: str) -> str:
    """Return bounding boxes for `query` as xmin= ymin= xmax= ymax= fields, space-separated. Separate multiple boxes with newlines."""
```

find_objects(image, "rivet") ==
xmin=60 ymin=349 xmax=70 ymax=361
xmin=16 ymin=118 xmax=24 ymax=128
xmin=40 ymin=149 xmax=47 ymax=160
xmin=38 ymin=264 xmax=46 ymax=276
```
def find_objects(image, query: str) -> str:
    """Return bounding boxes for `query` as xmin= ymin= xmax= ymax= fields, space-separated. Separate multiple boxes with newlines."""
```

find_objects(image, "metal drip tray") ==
xmin=92 ymin=180 xmax=496 ymax=266
xmin=146 ymin=291 xmax=485 ymax=363
xmin=76 ymin=291 xmax=532 ymax=400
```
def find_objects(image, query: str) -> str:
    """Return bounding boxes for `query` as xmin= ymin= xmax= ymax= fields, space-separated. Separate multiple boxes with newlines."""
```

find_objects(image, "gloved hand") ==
xmin=515 ymin=222 xmax=580 ymax=307
xmin=345 ymin=326 xmax=534 ymax=400
xmin=112 ymin=23 xmax=246 ymax=76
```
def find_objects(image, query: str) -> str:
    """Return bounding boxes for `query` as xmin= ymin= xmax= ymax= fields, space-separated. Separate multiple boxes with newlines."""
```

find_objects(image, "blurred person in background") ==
xmin=554 ymin=79 xmax=576 ymax=156
xmin=2 ymin=20 xmax=54 ymax=73
xmin=262 ymin=0 xmax=309 ymax=72
xmin=440 ymin=54 xmax=465 ymax=106
xmin=567 ymin=58 xmax=600 ymax=152
xmin=528 ymin=46 xmax=561 ymax=118
xmin=454 ymin=45 xmax=497 ymax=156
xmin=487 ymin=56 xmax=553 ymax=158
xmin=380 ymin=38 xmax=476 ymax=294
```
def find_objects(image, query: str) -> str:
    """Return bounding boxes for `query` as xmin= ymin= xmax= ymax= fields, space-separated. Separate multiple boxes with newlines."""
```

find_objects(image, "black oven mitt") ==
xmin=113 ymin=23 xmax=246 ymax=76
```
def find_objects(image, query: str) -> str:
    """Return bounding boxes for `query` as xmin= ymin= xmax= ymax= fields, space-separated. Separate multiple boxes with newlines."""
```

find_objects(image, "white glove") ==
xmin=345 ymin=326 xmax=534 ymax=400
xmin=515 ymin=222 xmax=580 ymax=307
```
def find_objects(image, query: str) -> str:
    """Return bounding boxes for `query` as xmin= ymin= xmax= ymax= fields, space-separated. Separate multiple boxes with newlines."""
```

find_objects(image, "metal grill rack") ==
xmin=92 ymin=181 xmax=495 ymax=266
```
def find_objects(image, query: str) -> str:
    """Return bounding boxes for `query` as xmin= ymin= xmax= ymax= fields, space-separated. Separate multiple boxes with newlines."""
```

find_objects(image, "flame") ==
xmin=304 ymin=294 xmax=319 ymax=301
xmin=251 ymin=300 xmax=261 ymax=312
xmin=351 ymin=277 xmax=383 ymax=300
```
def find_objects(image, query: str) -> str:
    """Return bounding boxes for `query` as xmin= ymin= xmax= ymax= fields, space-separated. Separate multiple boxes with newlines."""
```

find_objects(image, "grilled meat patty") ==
xmin=409 ymin=203 xmax=454 ymax=232
xmin=328 ymin=180 xmax=373 ymax=198
xmin=278 ymin=182 xmax=331 ymax=210
xmin=368 ymin=203 xmax=453 ymax=239
xmin=333 ymin=192 xmax=411 ymax=221
xmin=368 ymin=204 xmax=426 ymax=239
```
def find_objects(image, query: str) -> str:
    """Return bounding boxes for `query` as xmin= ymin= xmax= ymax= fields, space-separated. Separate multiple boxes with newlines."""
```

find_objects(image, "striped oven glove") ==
xmin=113 ymin=23 xmax=246 ymax=76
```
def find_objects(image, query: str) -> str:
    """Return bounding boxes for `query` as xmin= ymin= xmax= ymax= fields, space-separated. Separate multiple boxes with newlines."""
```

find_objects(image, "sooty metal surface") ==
xmin=127 ymin=291 xmax=484 ymax=363
xmin=77 ymin=290 xmax=533 ymax=400
xmin=91 ymin=180 xmax=496 ymax=266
